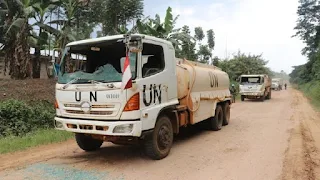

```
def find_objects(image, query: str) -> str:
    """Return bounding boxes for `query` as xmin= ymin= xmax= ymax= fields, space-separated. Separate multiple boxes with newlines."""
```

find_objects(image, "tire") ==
xmin=266 ymin=91 xmax=271 ymax=100
xmin=210 ymin=105 xmax=223 ymax=131
xmin=269 ymin=91 xmax=272 ymax=99
xmin=222 ymin=103 xmax=230 ymax=126
xmin=260 ymin=95 xmax=265 ymax=102
xmin=144 ymin=116 xmax=174 ymax=160
xmin=241 ymin=95 xmax=245 ymax=101
xmin=75 ymin=133 xmax=103 ymax=151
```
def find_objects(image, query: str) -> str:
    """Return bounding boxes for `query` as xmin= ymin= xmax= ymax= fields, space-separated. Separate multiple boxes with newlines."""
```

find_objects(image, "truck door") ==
xmin=137 ymin=42 xmax=177 ymax=130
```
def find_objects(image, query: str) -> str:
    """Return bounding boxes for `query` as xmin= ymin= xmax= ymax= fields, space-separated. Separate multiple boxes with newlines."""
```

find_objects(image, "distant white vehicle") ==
xmin=271 ymin=78 xmax=283 ymax=91
xmin=239 ymin=74 xmax=272 ymax=101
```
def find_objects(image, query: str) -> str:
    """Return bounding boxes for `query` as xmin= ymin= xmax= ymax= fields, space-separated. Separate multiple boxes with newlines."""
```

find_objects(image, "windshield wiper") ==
xmin=62 ymin=77 xmax=81 ymax=89
xmin=62 ymin=78 xmax=116 ymax=90
xmin=88 ymin=80 xmax=102 ymax=84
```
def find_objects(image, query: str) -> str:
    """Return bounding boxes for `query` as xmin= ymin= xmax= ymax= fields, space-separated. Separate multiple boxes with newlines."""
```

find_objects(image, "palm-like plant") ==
xmin=0 ymin=0 xmax=33 ymax=79
xmin=28 ymin=0 xmax=60 ymax=78
xmin=39 ymin=0 xmax=94 ymax=54
xmin=136 ymin=7 xmax=195 ymax=49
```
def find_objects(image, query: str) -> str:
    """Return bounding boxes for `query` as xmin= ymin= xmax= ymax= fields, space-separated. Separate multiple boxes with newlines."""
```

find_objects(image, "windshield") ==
xmin=240 ymin=77 xmax=262 ymax=84
xmin=58 ymin=41 xmax=137 ymax=84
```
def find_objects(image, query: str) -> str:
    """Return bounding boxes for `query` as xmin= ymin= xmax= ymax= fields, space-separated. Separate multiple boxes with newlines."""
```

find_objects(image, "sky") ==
xmin=142 ymin=0 xmax=307 ymax=74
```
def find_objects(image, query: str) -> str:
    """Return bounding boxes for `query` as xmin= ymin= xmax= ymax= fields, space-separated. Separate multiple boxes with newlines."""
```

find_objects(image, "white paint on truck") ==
xmin=239 ymin=74 xmax=271 ymax=101
xmin=54 ymin=34 xmax=231 ymax=160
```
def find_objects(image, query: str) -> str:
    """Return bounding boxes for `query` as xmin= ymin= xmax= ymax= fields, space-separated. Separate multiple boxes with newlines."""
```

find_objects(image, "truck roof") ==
xmin=240 ymin=74 xmax=266 ymax=77
xmin=66 ymin=34 xmax=174 ymax=47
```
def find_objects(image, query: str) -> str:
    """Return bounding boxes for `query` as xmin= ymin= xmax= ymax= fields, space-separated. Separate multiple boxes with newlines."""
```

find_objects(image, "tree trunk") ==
xmin=11 ymin=20 xmax=31 ymax=79
xmin=32 ymin=48 xmax=41 ymax=78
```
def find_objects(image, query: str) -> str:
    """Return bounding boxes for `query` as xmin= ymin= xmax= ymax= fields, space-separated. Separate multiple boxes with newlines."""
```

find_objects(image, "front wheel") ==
xmin=210 ymin=105 xmax=223 ymax=131
xmin=241 ymin=95 xmax=245 ymax=101
xmin=75 ymin=133 xmax=103 ymax=151
xmin=223 ymin=103 xmax=230 ymax=126
xmin=144 ymin=116 xmax=174 ymax=160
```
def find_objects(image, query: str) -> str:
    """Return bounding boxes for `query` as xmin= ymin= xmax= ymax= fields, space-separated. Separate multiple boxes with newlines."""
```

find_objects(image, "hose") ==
xmin=184 ymin=59 xmax=201 ymax=112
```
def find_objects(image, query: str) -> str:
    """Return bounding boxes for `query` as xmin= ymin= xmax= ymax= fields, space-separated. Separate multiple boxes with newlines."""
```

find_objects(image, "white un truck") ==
xmin=239 ymin=74 xmax=271 ymax=101
xmin=54 ymin=34 xmax=232 ymax=160
xmin=271 ymin=78 xmax=283 ymax=91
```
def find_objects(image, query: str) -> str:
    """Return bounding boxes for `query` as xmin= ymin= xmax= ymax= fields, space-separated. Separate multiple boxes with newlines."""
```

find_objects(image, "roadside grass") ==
xmin=296 ymin=81 xmax=320 ymax=110
xmin=0 ymin=129 xmax=73 ymax=154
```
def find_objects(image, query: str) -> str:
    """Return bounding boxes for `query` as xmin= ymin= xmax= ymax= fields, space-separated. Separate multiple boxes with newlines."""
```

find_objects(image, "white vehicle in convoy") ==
xmin=239 ymin=74 xmax=271 ymax=101
xmin=271 ymin=78 xmax=283 ymax=91
xmin=54 ymin=34 xmax=232 ymax=160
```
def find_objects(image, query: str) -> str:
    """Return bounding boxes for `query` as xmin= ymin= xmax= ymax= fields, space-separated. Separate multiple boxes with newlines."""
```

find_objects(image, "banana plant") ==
xmin=0 ymin=0 xmax=34 ymax=79
xmin=135 ymin=7 xmax=195 ymax=49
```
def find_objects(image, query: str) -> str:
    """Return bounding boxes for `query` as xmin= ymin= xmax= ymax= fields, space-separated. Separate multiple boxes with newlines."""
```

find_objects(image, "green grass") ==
xmin=297 ymin=81 xmax=320 ymax=110
xmin=0 ymin=129 xmax=73 ymax=154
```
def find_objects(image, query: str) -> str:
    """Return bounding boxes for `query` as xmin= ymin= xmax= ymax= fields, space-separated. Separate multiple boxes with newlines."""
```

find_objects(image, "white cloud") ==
xmin=165 ymin=0 xmax=307 ymax=73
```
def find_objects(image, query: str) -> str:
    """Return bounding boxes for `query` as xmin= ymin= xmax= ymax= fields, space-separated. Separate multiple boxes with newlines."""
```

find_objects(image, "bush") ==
xmin=0 ymin=99 xmax=55 ymax=137
xmin=298 ymin=80 xmax=320 ymax=108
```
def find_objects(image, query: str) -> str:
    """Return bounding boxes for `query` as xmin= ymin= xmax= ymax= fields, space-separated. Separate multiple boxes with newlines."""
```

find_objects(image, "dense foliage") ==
xmin=0 ymin=100 xmax=55 ymax=137
xmin=216 ymin=51 xmax=273 ymax=81
xmin=290 ymin=0 xmax=320 ymax=84
xmin=0 ymin=0 xmax=144 ymax=79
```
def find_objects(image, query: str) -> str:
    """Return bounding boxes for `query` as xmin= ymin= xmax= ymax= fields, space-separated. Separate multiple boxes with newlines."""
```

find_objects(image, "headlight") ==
xmin=113 ymin=124 xmax=133 ymax=133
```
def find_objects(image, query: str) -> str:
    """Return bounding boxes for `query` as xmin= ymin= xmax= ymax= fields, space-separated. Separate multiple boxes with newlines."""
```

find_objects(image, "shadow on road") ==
xmin=61 ymin=125 xmax=209 ymax=163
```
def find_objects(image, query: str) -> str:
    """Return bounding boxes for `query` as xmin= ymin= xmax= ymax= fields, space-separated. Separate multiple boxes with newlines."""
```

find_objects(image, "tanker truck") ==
xmin=54 ymin=34 xmax=232 ymax=160
xmin=239 ymin=74 xmax=271 ymax=101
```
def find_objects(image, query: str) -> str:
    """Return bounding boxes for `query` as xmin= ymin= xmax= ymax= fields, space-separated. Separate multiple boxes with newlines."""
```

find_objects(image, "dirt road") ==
xmin=0 ymin=89 xmax=320 ymax=180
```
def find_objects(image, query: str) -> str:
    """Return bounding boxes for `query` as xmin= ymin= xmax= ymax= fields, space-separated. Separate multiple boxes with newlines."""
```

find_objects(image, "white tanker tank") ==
xmin=175 ymin=59 xmax=231 ymax=125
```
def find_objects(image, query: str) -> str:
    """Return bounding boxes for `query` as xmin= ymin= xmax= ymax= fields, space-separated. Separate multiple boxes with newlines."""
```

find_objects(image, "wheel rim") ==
xmin=157 ymin=125 xmax=171 ymax=151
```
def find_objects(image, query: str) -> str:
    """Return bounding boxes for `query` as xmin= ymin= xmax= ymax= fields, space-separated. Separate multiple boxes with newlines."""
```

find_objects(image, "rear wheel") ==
xmin=210 ymin=105 xmax=223 ymax=131
xmin=75 ymin=133 xmax=103 ymax=151
xmin=144 ymin=116 xmax=173 ymax=160
xmin=223 ymin=103 xmax=230 ymax=126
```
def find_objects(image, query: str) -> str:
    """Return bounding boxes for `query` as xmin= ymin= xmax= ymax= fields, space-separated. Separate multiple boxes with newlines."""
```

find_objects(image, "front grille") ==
xmin=64 ymin=104 xmax=115 ymax=108
xmin=65 ymin=110 xmax=113 ymax=115
xmin=63 ymin=103 xmax=119 ymax=116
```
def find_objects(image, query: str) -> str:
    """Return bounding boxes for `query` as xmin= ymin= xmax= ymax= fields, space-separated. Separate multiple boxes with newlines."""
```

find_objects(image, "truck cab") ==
xmin=54 ymin=34 xmax=232 ymax=160
xmin=239 ymin=74 xmax=271 ymax=101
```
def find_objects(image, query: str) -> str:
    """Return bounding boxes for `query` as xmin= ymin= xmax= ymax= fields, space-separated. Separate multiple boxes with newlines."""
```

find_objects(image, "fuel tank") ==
xmin=175 ymin=58 xmax=231 ymax=121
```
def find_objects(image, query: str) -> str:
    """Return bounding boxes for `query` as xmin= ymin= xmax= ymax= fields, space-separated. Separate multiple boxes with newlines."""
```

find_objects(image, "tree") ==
xmin=90 ymin=0 xmax=144 ymax=35
xmin=197 ymin=45 xmax=211 ymax=64
xmin=194 ymin=27 xmax=204 ymax=43
xmin=1 ymin=0 xmax=32 ymax=79
xmin=293 ymin=0 xmax=320 ymax=56
xmin=207 ymin=29 xmax=215 ymax=50
xmin=30 ymin=0 xmax=59 ymax=78
xmin=218 ymin=51 xmax=272 ymax=81
xmin=291 ymin=0 xmax=320 ymax=84
xmin=136 ymin=7 xmax=194 ymax=53
xmin=212 ymin=56 xmax=219 ymax=66
xmin=179 ymin=25 xmax=197 ymax=60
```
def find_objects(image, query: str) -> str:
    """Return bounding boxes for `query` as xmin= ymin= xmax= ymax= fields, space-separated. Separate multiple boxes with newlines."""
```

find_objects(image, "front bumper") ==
xmin=54 ymin=117 xmax=142 ymax=137
xmin=240 ymin=91 xmax=264 ymax=96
